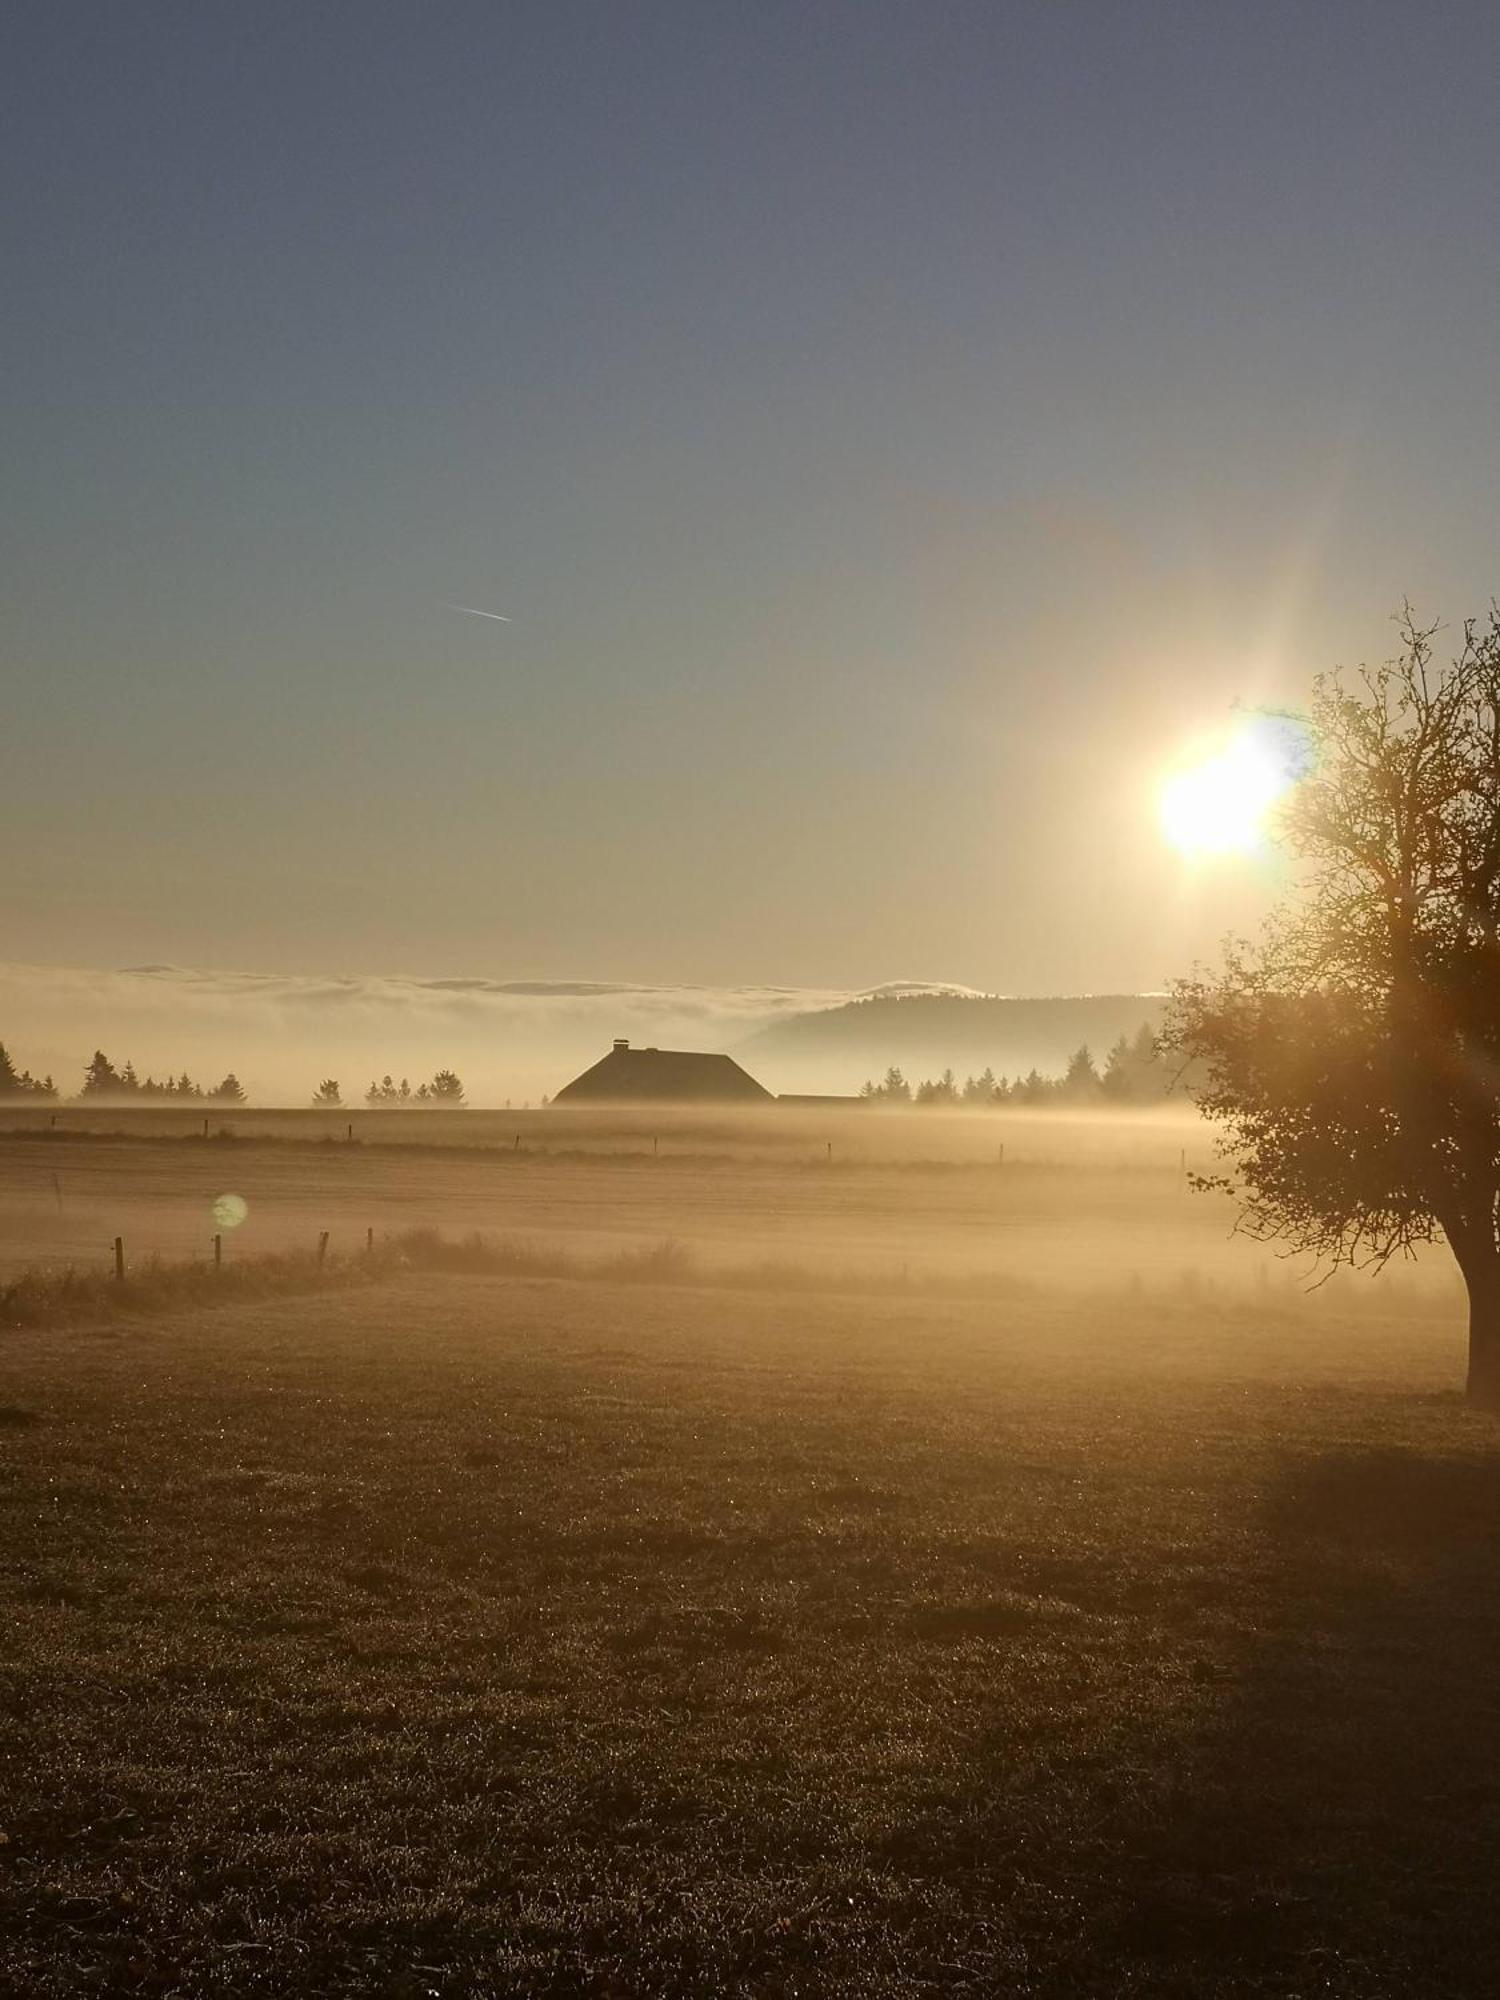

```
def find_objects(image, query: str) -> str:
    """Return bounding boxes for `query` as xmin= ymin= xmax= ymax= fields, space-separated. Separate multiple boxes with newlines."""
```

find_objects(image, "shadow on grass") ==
xmin=1032 ymin=1430 xmax=1500 ymax=1993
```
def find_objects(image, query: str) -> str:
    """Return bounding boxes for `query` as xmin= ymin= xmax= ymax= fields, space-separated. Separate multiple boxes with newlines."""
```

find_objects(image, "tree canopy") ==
xmin=1165 ymin=610 xmax=1500 ymax=1402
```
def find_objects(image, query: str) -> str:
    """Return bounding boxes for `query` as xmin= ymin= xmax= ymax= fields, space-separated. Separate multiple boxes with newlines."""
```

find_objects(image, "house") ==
xmin=552 ymin=1039 xmax=774 ymax=1105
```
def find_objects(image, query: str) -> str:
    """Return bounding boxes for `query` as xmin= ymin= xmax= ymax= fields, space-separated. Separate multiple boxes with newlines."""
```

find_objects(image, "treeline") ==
xmin=0 ymin=1045 xmax=246 ymax=1104
xmin=310 ymin=1072 xmax=466 ymax=1108
xmin=0 ymin=1044 xmax=56 ymax=1100
xmin=860 ymin=1024 xmax=1184 ymax=1106
xmin=77 ymin=1052 xmax=245 ymax=1102
xmin=0 ymin=1044 xmax=467 ymax=1109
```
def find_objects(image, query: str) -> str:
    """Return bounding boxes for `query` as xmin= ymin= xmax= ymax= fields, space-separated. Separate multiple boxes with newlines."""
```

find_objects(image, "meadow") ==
xmin=1 ymin=1107 xmax=1492 ymax=1995
xmin=0 ymin=1101 xmax=1449 ymax=1303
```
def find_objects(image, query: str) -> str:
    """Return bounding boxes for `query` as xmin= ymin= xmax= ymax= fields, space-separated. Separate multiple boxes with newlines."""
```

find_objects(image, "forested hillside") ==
xmin=740 ymin=992 xmax=1167 ymax=1096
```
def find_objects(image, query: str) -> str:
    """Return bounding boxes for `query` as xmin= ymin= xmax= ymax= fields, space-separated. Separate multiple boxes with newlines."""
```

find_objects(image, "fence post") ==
xmin=366 ymin=1226 xmax=374 ymax=1254
xmin=202 ymin=1117 xmax=209 ymax=1139
xmin=826 ymin=1140 xmax=832 ymax=1163
xmin=317 ymin=1231 xmax=330 ymax=1266
xmin=213 ymin=1233 xmax=222 ymax=1269
xmin=113 ymin=1236 xmax=125 ymax=1282
xmin=347 ymin=1122 xmax=354 ymax=1143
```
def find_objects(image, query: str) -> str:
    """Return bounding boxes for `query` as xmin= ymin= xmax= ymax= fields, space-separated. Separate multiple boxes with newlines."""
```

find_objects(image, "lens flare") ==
xmin=1159 ymin=715 xmax=1310 ymax=860
xmin=211 ymin=1192 xmax=249 ymax=1230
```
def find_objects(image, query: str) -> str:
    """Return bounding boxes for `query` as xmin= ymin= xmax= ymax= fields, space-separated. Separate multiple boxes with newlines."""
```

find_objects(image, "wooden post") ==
xmin=653 ymin=1135 xmax=659 ymax=1158
xmin=113 ymin=1236 xmax=125 ymax=1282
xmin=213 ymin=1233 xmax=222 ymax=1269
xmin=347 ymin=1122 xmax=354 ymax=1143
xmin=50 ymin=1113 xmax=57 ymax=1130
xmin=998 ymin=1143 xmax=1005 ymax=1166
xmin=826 ymin=1141 xmax=832 ymax=1163
xmin=202 ymin=1117 xmax=209 ymax=1139
xmin=514 ymin=1132 xmax=520 ymax=1151
xmin=366 ymin=1226 xmax=374 ymax=1253
xmin=317 ymin=1230 xmax=330 ymax=1266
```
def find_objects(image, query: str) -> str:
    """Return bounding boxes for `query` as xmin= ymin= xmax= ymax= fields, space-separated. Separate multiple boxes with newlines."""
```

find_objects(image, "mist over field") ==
xmin=0 ymin=960 xmax=838 ymax=1104
xmin=0 ymin=961 xmax=1158 ymax=1105
xmin=0 ymin=1100 xmax=1484 ymax=1996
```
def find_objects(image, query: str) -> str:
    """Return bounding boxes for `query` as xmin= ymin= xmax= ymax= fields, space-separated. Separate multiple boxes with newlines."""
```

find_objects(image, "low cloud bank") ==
xmin=0 ymin=960 xmax=891 ymax=1105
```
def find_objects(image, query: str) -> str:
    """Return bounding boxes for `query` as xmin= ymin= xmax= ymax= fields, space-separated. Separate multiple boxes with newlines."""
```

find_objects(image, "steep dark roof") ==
xmin=553 ymin=1041 xmax=773 ymax=1105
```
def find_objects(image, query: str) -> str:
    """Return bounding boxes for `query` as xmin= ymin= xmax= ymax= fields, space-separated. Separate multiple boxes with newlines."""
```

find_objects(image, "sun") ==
xmin=1159 ymin=719 xmax=1303 ymax=860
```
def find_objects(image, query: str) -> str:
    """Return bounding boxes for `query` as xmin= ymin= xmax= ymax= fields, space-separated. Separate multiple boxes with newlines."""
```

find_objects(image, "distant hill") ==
xmin=738 ymin=991 xmax=1167 ymax=1095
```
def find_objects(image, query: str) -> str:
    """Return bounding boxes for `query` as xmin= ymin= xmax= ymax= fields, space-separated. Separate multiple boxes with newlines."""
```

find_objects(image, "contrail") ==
xmin=444 ymin=602 xmax=512 ymax=623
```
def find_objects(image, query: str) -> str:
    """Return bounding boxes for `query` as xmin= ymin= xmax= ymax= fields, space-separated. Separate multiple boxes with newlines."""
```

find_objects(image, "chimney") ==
xmin=613 ymin=1038 xmax=629 ymax=1051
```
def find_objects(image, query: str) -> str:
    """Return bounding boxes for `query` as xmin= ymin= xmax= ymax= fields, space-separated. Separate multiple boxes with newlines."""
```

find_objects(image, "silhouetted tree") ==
xmin=1099 ymin=1034 xmax=1134 ymax=1103
xmin=1166 ymin=610 xmax=1500 ymax=1406
xmin=312 ymin=1079 xmax=342 ymax=1107
xmin=428 ymin=1069 xmax=465 ymax=1105
xmin=210 ymin=1073 xmax=246 ymax=1104
xmin=916 ymin=1067 xmax=960 ymax=1106
xmin=80 ymin=1051 xmax=121 ymax=1097
xmin=0 ymin=1048 xmax=32 ymax=1096
xmin=1061 ymin=1045 xmax=1101 ymax=1102
xmin=0 ymin=1045 xmax=54 ymax=1099
xmin=963 ymin=1067 xmax=1000 ymax=1104
xmin=1014 ymin=1068 xmax=1049 ymax=1107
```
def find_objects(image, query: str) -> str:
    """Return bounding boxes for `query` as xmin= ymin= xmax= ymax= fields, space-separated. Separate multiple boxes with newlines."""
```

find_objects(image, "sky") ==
xmin=7 ymin=1 xmax=1500 ymax=1002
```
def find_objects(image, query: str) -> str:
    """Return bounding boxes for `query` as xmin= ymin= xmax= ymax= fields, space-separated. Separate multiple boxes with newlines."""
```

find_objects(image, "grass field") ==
xmin=1 ymin=1111 xmax=1492 ymax=1994
xmin=0 ymin=1105 xmax=1460 ymax=1308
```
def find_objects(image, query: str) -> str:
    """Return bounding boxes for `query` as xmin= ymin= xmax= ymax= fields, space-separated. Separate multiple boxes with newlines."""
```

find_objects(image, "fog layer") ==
xmin=0 ymin=960 xmax=887 ymax=1105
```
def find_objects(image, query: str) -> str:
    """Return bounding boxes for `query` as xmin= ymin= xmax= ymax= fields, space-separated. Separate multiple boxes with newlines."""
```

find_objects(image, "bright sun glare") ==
xmin=1159 ymin=718 xmax=1306 ymax=860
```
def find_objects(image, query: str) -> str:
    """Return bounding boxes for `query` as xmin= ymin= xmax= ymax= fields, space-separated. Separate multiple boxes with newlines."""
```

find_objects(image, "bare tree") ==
xmin=1166 ymin=609 xmax=1500 ymax=1403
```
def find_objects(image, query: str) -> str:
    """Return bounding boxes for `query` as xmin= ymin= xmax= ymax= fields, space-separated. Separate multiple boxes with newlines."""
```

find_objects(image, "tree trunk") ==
xmin=1461 ymin=1251 xmax=1500 ymax=1411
